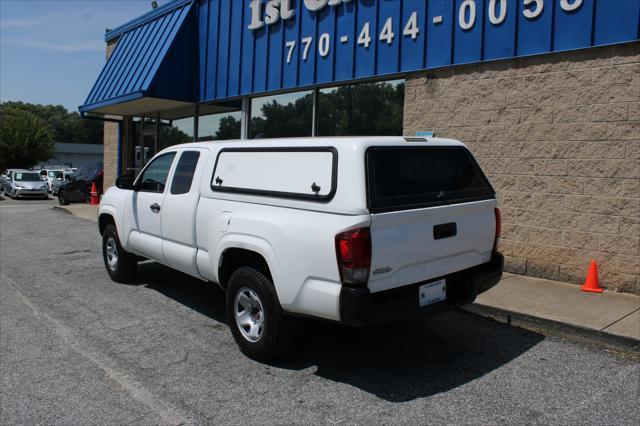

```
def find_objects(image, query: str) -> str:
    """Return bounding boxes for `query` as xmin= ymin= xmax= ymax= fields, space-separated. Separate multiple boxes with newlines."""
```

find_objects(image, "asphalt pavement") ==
xmin=1 ymin=199 xmax=639 ymax=425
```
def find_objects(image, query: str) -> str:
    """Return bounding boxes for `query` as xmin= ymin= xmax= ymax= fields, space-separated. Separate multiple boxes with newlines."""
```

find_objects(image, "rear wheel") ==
xmin=226 ymin=267 xmax=293 ymax=361
xmin=58 ymin=190 xmax=69 ymax=205
xmin=102 ymin=224 xmax=137 ymax=283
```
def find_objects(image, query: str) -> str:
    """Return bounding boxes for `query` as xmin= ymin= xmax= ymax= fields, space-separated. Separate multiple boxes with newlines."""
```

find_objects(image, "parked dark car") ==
xmin=57 ymin=162 xmax=103 ymax=205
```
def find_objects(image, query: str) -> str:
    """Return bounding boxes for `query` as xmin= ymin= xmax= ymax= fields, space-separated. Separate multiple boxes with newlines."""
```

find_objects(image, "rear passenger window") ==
xmin=170 ymin=151 xmax=200 ymax=195
xmin=211 ymin=148 xmax=336 ymax=201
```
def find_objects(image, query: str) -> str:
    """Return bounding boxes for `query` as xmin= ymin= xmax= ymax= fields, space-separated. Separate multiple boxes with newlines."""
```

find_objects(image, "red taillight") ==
xmin=494 ymin=207 xmax=501 ymax=251
xmin=335 ymin=227 xmax=371 ymax=286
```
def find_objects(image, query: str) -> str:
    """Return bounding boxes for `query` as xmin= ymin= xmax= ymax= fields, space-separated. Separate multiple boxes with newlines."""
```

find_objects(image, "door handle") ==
xmin=150 ymin=203 xmax=161 ymax=213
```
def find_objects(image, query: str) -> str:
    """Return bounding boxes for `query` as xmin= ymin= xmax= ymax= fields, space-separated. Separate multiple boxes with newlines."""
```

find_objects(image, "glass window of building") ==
xmin=318 ymin=79 xmax=405 ymax=136
xmin=250 ymin=91 xmax=313 ymax=139
xmin=126 ymin=116 xmax=157 ymax=176
xmin=198 ymin=111 xmax=242 ymax=141
xmin=159 ymin=116 xmax=194 ymax=150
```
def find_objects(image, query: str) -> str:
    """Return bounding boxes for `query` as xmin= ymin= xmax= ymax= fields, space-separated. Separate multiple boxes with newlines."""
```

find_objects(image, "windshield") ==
xmin=48 ymin=171 xmax=62 ymax=178
xmin=14 ymin=172 xmax=42 ymax=182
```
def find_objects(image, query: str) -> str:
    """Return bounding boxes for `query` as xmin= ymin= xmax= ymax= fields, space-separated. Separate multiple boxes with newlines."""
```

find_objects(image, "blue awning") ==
xmin=79 ymin=0 xmax=197 ymax=115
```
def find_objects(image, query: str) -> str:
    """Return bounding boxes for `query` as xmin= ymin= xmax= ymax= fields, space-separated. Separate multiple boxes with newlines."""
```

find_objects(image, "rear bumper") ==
xmin=339 ymin=252 xmax=504 ymax=326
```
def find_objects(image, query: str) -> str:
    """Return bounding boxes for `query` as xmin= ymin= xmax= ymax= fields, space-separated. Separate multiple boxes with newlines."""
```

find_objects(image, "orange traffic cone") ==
xmin=581 ymin=260 xmax=603 ymax=293
xmin=89 ymin=182 xmax=100 ymax=206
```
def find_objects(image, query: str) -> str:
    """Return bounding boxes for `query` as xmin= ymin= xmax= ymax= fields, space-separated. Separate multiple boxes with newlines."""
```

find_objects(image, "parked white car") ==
xmin=98 ymin=137 xmax=503 ymax=360
xmin=41 ymin=169 xmax=67 ymax=193
xmin=3 ymin=170 xmax=49 ymax=199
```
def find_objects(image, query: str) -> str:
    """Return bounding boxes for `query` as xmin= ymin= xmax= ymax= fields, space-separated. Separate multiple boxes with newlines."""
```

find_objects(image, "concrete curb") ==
xmin=51 ymin=204 xmax=98 ymax=222
xmin=52 ymin=206 xmax=72 ymax=215
xmin=464 ymin=303 xmax=640 ymax=354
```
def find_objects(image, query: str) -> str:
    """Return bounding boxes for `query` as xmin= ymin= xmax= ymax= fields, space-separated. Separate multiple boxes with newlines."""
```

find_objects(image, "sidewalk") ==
xmin=466 ymin=273 xmax=640 ymax=350
xmin=53 ymin=203 xmax=98 ymax=222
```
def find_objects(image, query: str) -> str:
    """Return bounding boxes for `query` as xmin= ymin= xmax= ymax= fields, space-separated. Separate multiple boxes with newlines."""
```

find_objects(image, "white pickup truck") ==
xmin=99 ymin=137 xmax=503 ymax=360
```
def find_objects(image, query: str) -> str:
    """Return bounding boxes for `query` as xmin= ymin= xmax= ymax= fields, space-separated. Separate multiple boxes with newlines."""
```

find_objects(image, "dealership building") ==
xmin=80 ymin=0 xmax=639 ymax=293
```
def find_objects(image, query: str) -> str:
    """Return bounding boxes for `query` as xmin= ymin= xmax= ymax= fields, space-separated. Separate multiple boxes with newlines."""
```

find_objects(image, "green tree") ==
xmin=251 ymin=94 xmax=314 ymax=138
xmin=159 ymin=124 xmax=191 ymax=149
xmin=215 ymin=116 xmax=241 ymax=140
xmin=0 ymin=101 xmax=103 ymax=144
xmin=0 ymin=107 xmax=55 ymax=170
xmin=318 ymin=81 xmax=405 ymax=136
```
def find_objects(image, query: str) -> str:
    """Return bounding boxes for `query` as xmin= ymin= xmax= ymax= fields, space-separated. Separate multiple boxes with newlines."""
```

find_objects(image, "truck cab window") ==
xmin=170 ymin=151 xmax=200 ymax=195
xmin=136 ymin=153 xmax=176 ymax=193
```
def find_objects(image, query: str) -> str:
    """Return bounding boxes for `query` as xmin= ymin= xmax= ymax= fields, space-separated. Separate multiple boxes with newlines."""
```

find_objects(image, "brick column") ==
xmin=103 ymin=39 xmax=119 ymax=189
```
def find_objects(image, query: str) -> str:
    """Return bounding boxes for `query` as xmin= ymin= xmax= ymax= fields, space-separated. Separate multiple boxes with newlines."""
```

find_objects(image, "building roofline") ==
xmin=78 ymin=91 xmax=145 ymax=113
xmin=105 ymin=0 xmax=193 ymax=42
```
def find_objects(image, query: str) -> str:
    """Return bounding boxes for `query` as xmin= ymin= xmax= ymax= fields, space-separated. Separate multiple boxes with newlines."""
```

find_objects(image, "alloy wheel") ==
xmin=234 ymin=287 xmax=265 ymax=342
xmin=105 ymin=236 xmax=119 ymax=271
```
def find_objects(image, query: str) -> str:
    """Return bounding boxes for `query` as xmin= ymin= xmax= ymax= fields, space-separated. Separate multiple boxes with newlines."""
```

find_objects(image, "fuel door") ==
xmin=218 ymin=211 xmax=233 ymax=233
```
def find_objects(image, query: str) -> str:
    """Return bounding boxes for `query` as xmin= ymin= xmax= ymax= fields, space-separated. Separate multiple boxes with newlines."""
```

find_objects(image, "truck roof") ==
xmin=159 ymin=136 xmax=466 ymax=152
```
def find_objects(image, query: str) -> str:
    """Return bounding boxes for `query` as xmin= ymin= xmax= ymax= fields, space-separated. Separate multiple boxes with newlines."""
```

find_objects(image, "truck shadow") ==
xmin=135 ymin=261 xmax=545 ymax=403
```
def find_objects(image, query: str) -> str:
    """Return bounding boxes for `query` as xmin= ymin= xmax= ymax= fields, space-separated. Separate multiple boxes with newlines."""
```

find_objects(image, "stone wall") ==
xmin=103 ymin=38 xmax=119 ymax=190
xmin=404 ymin=42 xmax=639 ymax=294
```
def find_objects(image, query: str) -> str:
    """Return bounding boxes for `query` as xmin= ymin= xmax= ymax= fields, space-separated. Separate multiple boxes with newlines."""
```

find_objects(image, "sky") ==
xmin=1 ymin=0 xmax=169 ymax=112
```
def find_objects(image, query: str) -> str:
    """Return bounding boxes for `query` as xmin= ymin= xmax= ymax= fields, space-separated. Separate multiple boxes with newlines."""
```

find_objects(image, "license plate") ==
xmin=419 ymin=279 xmax=447 ymax=307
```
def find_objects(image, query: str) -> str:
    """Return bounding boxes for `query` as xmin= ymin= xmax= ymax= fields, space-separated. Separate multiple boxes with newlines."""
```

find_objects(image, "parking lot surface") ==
xmin=1 ymin=201 xmax=639 ymax=425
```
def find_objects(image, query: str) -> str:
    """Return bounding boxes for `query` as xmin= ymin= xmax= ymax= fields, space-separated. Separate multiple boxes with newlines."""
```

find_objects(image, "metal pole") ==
xmin=311 ymin=88 xmax=319 ymax=136
xmin=155 ymin=112 xmax=160 ymax=153
xmin=193 ymin=104 xmax=199 ymax=142
xmin=241 ymin=97 xmax=251 ymax=140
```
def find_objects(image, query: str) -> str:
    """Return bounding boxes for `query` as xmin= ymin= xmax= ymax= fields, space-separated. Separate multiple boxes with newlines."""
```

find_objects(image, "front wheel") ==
xmin=102 ymin=224 xmax=137 ymax=283
xmin=58 ymin=190 xmax=69 ymax=205
xmin=226 ymin=267 xmax=293 ymax=361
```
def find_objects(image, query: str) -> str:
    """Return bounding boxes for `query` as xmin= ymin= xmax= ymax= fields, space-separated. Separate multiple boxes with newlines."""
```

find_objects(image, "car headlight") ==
xmin=14 ymin=185 xmax=23 ymax=189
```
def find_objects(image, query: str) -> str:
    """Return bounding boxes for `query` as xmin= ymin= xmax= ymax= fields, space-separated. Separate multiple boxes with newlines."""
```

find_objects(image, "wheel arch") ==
xmin=218 ymin=247 xmax=274 ymax=291
xmin=98 ymin=213 xmax=116 ymax=236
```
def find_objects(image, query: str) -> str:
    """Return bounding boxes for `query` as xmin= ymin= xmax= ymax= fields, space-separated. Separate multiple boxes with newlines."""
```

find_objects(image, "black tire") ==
xmin=226 ymin=267 xmax=293 ymax=361
xmin=58 ymin=190 xmax=69 ymax=205
xmin=102 ymin=224 xmax=137 ymax=283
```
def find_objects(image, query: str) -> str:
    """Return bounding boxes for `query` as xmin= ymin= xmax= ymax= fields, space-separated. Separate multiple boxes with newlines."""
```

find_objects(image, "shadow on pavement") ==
xmin=134 ymin=261 xmax=545 ymax=402
xmin=135 ymin=262 xmax=227 ymax=325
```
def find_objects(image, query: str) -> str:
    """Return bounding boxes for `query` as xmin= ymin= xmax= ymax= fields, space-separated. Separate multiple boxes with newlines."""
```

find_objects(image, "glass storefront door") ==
xmin=126 ymin=116 xmax=158 ymax=177
xmin=141 ymin=117 xmax=157 ymax=167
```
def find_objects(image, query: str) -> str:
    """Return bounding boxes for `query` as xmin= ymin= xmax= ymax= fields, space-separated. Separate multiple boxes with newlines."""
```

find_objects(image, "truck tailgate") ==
xmin=368 ymin=199 xmax=496 ymax=293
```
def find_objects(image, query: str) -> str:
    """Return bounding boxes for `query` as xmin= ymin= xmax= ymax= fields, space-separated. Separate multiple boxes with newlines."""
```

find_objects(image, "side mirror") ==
xmin=115 ymin=174 xmax=135 ymax=190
